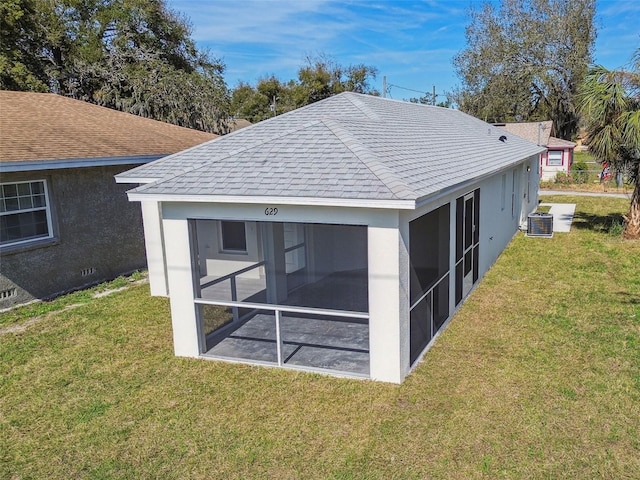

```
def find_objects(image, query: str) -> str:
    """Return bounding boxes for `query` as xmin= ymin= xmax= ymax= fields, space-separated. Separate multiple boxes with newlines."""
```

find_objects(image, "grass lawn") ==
xmin=2 ymin=197 xmax=639 ymax=479
xmin=539 ymin=181 xmax=633 ymax=194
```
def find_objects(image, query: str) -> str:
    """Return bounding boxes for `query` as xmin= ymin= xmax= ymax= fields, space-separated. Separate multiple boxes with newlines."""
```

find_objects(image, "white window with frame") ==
xmin=219 ymin=221 xmax=247 ymax=253
xmin=547 ymin=150 xmax=563 ymax=166
xmin=0 ymin=180 xmax=53 ymax=247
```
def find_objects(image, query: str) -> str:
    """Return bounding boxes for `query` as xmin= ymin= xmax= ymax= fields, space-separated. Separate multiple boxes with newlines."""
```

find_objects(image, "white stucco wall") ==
xmin=143 ymin=155 xmax=540 ymax=383
xmin=159 ymin=201 xmax=409 ymax=382
xmin=399 ymin=155 xmax=539 ymax=374
xmin=196 ymin=220 xmax=262 ymax=279
xmin=140 ymin=201 xmax=168 ymax=297
xmin=162 ymin=217 xmax=202 ymax=357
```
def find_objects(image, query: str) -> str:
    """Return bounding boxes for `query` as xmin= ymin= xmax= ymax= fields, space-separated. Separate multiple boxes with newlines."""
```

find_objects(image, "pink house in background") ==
xmin=496 ymin=121 xmax=576 ymax=181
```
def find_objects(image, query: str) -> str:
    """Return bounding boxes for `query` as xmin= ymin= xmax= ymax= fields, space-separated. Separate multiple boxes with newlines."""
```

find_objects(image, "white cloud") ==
xmin=166 ymin=0 xmax=638 ymax=93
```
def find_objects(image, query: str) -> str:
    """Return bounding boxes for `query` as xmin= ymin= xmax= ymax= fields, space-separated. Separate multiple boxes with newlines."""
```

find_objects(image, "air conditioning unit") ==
xmin=527 ymin=213 xmax=553 ymax=237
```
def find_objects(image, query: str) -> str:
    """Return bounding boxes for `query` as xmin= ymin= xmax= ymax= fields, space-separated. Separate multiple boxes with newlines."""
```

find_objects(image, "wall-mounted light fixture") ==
xmin=526 ymin=166 xmax=531 ymax=172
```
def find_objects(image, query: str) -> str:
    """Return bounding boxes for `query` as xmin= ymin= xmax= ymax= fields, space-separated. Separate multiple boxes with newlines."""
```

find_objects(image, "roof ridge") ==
xmin=322 ymin=118 xmax=416 ymax=200
xmin=340 ymin=92 xmax=382 ymax=121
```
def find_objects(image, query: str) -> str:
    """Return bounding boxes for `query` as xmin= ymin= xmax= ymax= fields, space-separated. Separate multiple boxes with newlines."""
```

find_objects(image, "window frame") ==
xmin=219 ymin=220 xmax=248 ymax=254
xmin=547 ymin=150 xmax=563 ymax=166
xmin=0 ymin=179 xmax=54 ymax=249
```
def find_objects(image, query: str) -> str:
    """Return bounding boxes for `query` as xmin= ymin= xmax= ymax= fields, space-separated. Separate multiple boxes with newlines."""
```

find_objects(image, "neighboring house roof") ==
xmin=0 ymin=90 xmax=217 ymax=169
xmin=496 ymin=121 xmax=576 ymax=150
xmin=228 ymin=118 xmax=252 ymax=132
xmin=547 ymin=136 xmax=576 ymax=148
xmin=495 ymin=121 xmax=554 ymax=146
xmin=120 ymin=92 xmax=544 ymax=207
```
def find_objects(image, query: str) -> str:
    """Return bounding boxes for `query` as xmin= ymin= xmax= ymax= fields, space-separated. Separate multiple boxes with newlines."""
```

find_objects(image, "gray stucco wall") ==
xmin=0 ymin=165 xmax=146 ymax=308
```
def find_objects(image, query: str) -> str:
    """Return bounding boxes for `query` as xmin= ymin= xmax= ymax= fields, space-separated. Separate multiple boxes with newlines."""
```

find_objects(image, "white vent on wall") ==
xmin=81 ymin=267 xmax=97 ymax=277
xmin=0 ymin=288 xmax=17 ymax=299
xmin=527 ymin=213 xmax=553 ymax=237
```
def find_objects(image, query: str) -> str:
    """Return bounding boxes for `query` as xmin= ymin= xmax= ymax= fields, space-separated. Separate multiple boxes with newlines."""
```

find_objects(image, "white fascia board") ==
xmin=126 ymin=192 xmax=416 ymax=210
xmin=114 ymin=175 xmax=159 ymax=184
xmin=0 ymin=154 xmax=163 ymax=173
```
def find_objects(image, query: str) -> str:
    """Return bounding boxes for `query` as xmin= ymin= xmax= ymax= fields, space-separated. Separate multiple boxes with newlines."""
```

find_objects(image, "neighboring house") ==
xmin=228 ymin=117 xmax=252 ymax=132
xmin=0 ymin=91 xmax=216 ymax=308
xmin=496 ymin=121 xmax=576 ymax=181
xmin=117 ymin=92 xmax=544 ymax=384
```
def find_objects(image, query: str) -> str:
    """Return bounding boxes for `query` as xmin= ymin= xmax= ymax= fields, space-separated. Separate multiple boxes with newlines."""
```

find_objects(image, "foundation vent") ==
xmin=0 ymin=288 xmax=17 ymax=299
xmin=81 ymin=267 xmax=97 ymax=277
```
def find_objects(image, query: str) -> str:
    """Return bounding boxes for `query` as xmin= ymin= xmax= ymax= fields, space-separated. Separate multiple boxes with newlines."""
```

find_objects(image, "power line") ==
xmin=387 ymin=84 xmax=430 ymax=95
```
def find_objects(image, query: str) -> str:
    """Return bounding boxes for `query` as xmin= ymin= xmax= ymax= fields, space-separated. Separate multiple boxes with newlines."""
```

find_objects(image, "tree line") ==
xmin=2 ymin=0 xmax=638 ymax=235
xmin=0 ymin=0 xmax=379 ymax=133
xmin=0 ymin=0 xmax=602 ymax=139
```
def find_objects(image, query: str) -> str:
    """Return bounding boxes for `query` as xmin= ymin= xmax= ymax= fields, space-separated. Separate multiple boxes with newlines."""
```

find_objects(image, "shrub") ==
xmin=554 ymin=172 xmax=572 ymax=184
xmin=571 ymin=161 xmax=590 ymax=184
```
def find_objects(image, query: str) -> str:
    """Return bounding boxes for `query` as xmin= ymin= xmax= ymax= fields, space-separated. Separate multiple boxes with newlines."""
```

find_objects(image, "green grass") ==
xmin=2 ymin=197 xmax=639 ymax=479
xmin=573 ymin=150 xmax=597 ymax=164
xmin=535 ymin=204 xmax=552 ymax=213
xmin=0 ymin=271 xmax=146 ymax=328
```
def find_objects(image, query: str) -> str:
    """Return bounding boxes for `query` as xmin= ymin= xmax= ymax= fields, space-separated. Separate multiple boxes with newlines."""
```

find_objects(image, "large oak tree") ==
xmin=453 ymin=0 xmax=596 ymax=140
xmin=1 ymin=0 xmax=230 ymax=133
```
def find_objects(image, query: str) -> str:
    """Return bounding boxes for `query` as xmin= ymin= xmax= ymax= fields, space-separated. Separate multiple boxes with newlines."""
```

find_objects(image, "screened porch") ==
xmin=192 ymin=220 xmax=370 ymax=376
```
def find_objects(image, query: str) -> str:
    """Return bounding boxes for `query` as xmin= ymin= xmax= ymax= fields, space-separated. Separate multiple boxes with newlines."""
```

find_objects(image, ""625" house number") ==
xmin=264 ymin=207 xmax=278 ymax=216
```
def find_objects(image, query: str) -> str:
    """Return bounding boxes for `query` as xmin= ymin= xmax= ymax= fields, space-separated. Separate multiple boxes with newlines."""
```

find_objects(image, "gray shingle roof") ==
xmin=119 ymin=93 xmax=545 ymax=204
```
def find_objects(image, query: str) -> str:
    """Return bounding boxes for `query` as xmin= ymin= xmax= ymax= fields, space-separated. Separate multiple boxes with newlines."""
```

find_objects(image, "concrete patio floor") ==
xmin=539 ymin=203 xmax=576 ymax=232
xmin=203 ymin=312 xmax=370 ymax=376
xmin=199 ymin=268 xmax=370 ymax=376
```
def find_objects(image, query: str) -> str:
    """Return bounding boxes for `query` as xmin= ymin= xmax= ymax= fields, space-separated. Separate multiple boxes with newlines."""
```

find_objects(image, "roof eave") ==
xmin=0 ymin=154 xmax=164 ymax=173
xmin=415 ymin=151 xmax=544 ymax=209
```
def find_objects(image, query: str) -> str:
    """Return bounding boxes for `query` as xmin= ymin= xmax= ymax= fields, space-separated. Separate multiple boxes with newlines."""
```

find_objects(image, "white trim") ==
xmin=0 ymin=179 xmax=54 ymax=248
xmin=114 ymin=176 xmax=158 ymax=184
xmin=547 ymin=150 xmax=563 ymax=166
xmin=126 ymin=192 xmax=416 ymax=210
xmin=1 ymin=155 xmax=162 ymax=173
xmin=194 ymin=298 xmax=369 ymax=319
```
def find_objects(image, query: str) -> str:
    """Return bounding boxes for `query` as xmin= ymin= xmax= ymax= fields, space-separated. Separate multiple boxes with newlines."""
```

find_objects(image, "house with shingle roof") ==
xmin=117 ymin=92 xmax=544 ymax=383
xmin=0 ymin=90 xmax=216 ymax=307
xmin=496 ymin=121 xmax=576 ymax=181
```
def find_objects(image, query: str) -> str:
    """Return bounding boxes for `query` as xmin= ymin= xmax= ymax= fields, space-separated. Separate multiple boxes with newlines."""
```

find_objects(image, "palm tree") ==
xmin=579 ymin=49 xmax=640 ymax=239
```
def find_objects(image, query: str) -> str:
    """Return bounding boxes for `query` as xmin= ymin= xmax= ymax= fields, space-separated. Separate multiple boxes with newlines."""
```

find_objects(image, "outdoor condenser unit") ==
xmin=527 ymin=213 xmax=553 ymax=237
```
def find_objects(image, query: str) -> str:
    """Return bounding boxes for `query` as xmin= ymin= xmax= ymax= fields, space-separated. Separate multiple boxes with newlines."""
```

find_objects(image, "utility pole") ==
xmin=432 ymin=85 xmax=437 ymax=106
xmin=270 ymin=96 xmax=277 ymax=117
xmin=383 ymin=76 xmax=387 ymax=98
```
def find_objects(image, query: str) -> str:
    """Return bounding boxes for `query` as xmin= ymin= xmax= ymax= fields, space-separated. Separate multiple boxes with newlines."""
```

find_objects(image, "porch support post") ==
xmin=140 ymin=201 xmax=168 ymax=296
xmin=163 ymin=217 xmax=202 ymax=357
xmin=262 ymin=222 xmax=287 ymax=304
xmin=449 ymin=199 xmax=457 ymax=315
xmin=368 ymin=216 xmax=408 ymax=383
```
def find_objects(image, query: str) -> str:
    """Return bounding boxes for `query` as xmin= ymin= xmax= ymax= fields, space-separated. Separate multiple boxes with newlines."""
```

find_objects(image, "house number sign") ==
xmin=264 ymin=207 xmax=278 ymax=216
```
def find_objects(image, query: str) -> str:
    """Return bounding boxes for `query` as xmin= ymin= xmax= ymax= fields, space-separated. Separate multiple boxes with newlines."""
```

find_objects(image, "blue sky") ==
xmin=167 ymin=0 xmax=640 ymax=100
